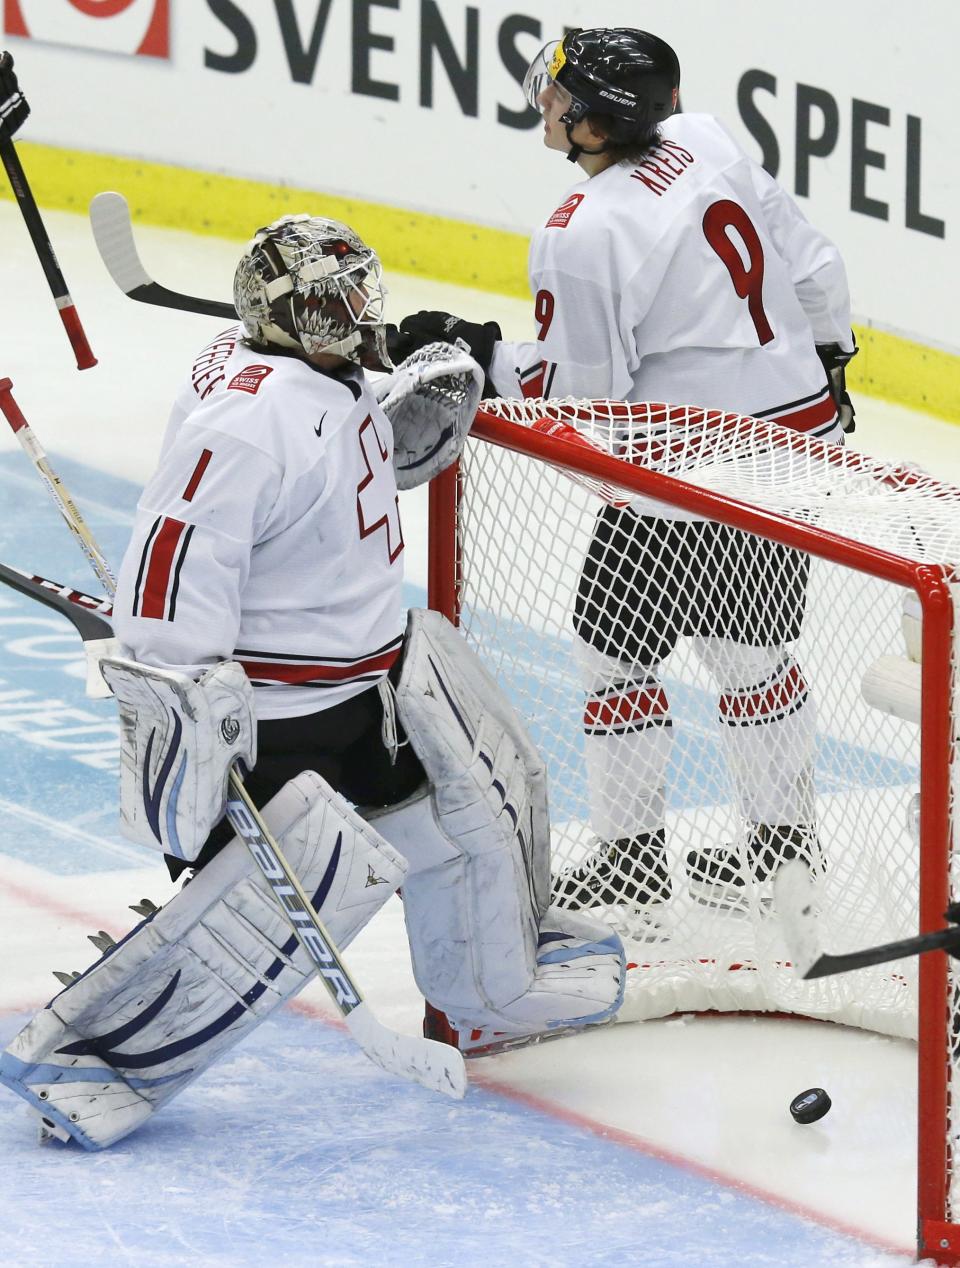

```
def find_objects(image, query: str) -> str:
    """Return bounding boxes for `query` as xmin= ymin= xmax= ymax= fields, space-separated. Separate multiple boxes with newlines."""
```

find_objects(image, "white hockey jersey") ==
xmin=489 ymin=112 xmax=853 ymax=445
xmin=113 ymin=328 xmax=405 ymax=719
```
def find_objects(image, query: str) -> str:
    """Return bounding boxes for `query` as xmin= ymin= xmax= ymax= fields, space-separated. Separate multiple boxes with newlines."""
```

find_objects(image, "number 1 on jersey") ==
xmin=702 ymin=199 xmax=775 ymax=346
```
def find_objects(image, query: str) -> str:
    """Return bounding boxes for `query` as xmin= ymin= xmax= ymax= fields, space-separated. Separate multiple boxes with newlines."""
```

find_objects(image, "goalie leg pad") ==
xmin=0 ymin=771 xmax=406 ymax=1151
xmin=99 ymin=656 xmax=256 ymax=861
xmin=370 ymin=795 xmax=625 ymax=1038
xmin=371 ymin=610 xmax=624 ymax=1035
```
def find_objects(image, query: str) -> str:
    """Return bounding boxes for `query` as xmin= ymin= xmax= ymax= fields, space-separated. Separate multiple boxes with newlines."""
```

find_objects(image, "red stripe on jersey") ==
xmin=140 ymin=518 xmax=187 ymax=619
xmin=519 ymin=361 xmax=557 ymax=399
xmin=239 ymin=647 xmax=401 ymax=685
xmin=773 ymin=395 xmax=837 ymax=434
xmin=182 ymin=449 xmax=213 ymax=501
xmin=584 ymin=684 xmax=669 ymax=732
xmin=719 ymin=663 xmax=808 ymax=725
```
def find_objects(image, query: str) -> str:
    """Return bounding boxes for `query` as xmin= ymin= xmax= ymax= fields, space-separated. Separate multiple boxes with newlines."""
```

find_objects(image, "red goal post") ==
xmin=427 ymin=397 xmax=959 ymax=1262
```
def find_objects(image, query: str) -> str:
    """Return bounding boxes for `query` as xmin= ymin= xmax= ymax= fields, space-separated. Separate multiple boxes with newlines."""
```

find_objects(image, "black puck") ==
xmin=789 ymin=1087 xmax=831 ymax=1124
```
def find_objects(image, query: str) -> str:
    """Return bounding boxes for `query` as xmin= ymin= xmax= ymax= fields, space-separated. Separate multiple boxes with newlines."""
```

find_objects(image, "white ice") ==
xmin=1 ymin=201 xmax=958 ymax=1267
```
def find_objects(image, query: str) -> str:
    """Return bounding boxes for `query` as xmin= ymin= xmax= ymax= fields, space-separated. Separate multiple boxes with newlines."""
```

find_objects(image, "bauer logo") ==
xmin=227 ymin=365 xmax=273 ymax=395
xmin=3 ymin=0 xmax=169 ymax=59
xmin=546 ymin=194 xmax=585 ymax=230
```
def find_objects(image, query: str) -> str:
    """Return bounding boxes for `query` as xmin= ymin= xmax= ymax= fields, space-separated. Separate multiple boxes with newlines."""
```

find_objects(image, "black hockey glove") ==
xmin=817 ymin=338 xmax=859 ymax=434
xmin=394 ymin=310 xmax=502 ymax=371
xmin=0 ymin=51 xmax=29 ymax=138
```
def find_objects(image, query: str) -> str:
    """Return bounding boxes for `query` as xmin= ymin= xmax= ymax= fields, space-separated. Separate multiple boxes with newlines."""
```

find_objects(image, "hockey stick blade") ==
xmin=0 ymin=561 xmax=112 ymax=642
xmin=775 ymin=860 xmax=960 ymax=979
xmin=346 ymin=1002 xmax=466 ymax=1098
xmin=89 ymin=192 xmax=237 ymax=320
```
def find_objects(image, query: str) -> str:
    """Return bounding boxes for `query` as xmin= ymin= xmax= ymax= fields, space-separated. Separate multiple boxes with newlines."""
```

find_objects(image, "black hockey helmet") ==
xmin=524 ymin=28 xmax=680 ymax=154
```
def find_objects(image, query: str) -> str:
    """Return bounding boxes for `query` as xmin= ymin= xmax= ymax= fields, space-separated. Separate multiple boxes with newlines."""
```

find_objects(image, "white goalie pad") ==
xmin=374 ymin=341 xmax=483 ymax=489
xmin=100 ymin=656 xmax=256 ymax=861
xmin=0 ymin=771 xmax=406 ymax=1151
xmin=370 ymin=609 xmax=624 ymax=1035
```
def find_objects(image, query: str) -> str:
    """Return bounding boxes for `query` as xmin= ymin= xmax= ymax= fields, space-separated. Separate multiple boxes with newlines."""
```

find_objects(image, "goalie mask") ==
xmin=524 ymin=28 xmax=680 ymax=158
xmin=233 ymin=214 xmax=393 ymax=372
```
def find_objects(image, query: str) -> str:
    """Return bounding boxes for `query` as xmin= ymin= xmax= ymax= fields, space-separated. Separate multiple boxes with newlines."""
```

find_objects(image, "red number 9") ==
xmin=534 ymin=288 xmax=555 ymax=341
xmin=702 ymin=200 xmax=774 ymax=346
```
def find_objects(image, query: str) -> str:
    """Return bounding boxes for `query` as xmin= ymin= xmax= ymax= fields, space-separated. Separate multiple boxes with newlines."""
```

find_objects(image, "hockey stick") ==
xmin=775 ymin=860 xmax=960 ymax=978
xmin=0 ymin=80 xmax=96 ymax=368
xmin=0 ymin=378 xmax=116 ymax=592
xmin=0 ymin=561 xmax=112 ymax=636
xmin=89 ymin=192 xmax=237 ymax=321
xmin=2 ymin=425 xmax=466 ymax=1098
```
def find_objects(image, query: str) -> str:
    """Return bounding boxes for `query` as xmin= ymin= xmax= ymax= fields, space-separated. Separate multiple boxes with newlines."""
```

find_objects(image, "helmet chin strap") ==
xmin=564 ymin=120 xmax=610 ymax=164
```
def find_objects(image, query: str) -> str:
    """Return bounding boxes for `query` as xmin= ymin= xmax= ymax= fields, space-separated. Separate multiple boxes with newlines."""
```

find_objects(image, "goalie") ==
xmin=0 ymin=215 xmax=624 ymax=1151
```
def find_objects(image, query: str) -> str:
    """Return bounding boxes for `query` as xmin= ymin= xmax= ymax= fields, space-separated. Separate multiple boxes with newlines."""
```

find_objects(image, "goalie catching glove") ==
xmin=375 ymin=341 xmax=484 ymax=489
xmin=99 ymin=656 xmax=256 ymax=862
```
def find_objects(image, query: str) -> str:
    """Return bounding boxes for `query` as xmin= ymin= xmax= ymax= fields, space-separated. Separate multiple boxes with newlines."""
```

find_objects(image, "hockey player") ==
xmin=392 ymin=28 xmax=857 ymax=916
xmin=0 ymin=214 xmax=624 ymax=1150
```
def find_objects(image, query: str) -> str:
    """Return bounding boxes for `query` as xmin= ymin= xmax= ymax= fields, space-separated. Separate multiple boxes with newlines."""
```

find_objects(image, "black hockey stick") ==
xmin=0 ymin=63 xmax=97 ymax=369
xmin=775 ymin=860 xmax=960 ymax=979
xmin=89 ymin=191 xmax=237 ymax=320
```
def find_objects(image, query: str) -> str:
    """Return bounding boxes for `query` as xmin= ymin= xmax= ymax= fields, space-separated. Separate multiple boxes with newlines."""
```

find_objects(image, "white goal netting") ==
xmin=431 ymin=399 xmax=960 ymax=1047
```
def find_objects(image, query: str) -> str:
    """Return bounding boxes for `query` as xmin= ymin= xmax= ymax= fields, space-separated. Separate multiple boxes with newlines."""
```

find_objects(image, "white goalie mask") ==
xmin=233 ymin=213 xmax=393 ymax=372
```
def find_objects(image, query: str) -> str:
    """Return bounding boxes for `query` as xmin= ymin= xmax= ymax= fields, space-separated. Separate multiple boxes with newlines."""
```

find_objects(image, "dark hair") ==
xmin=585 ymin=112 xmax=662 ymax=164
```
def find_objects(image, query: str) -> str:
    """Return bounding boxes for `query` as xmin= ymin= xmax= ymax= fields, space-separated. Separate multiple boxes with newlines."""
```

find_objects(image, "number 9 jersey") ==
xmin=488 ymin=112 xmax=854 ymax=453
xmin=112 ymin=326 xmax=405 ymax=720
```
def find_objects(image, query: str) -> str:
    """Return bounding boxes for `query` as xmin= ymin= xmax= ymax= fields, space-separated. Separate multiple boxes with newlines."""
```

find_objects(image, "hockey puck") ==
xmin=789 ymin=1087 xmax=831 ymax=1124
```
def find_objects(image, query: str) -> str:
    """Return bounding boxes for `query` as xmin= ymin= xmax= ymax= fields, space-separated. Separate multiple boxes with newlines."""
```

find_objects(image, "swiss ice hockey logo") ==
xmin=546 ymin=193 xmax=585 ymax=229
xmin=227 ymin=365 xmax=274 ymax=395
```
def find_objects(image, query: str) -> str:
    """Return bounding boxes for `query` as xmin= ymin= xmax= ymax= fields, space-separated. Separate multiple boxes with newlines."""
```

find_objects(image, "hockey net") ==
xmin=427 ymin=398 xmax=960 ymax=1250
